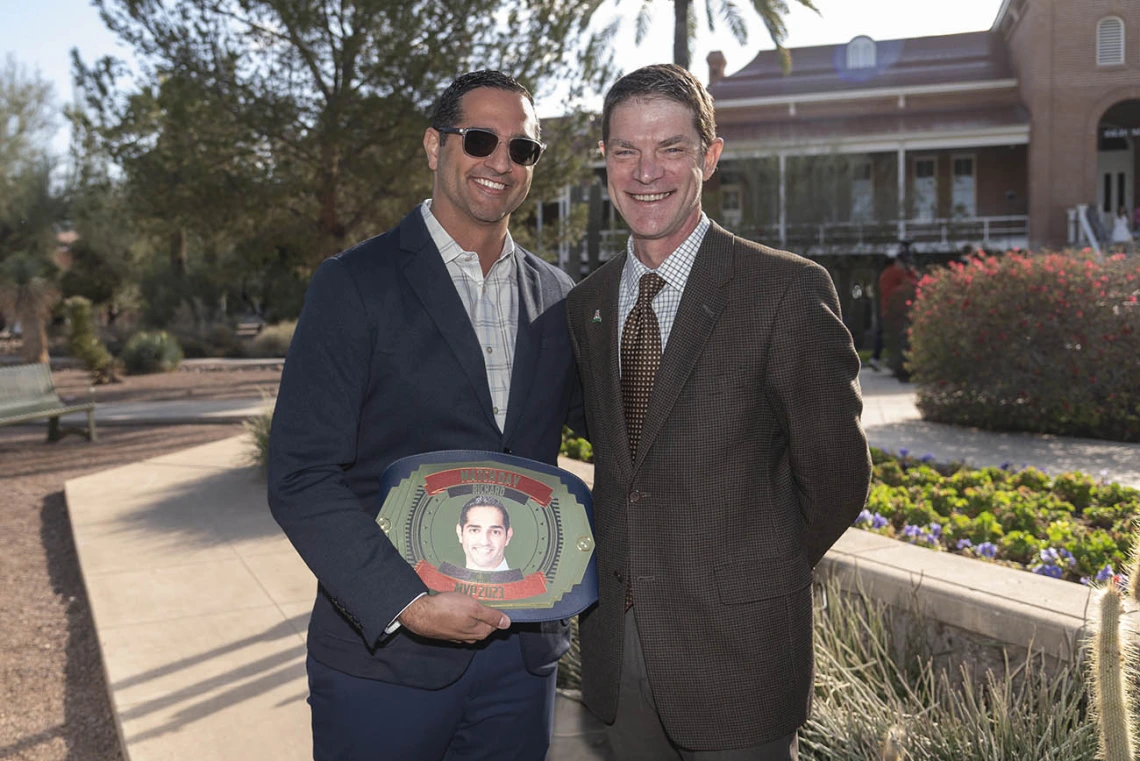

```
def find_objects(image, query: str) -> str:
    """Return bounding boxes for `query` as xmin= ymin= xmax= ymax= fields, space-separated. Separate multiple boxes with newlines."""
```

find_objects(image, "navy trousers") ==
xmin=307 ymin=632 xmax=557 ymax=761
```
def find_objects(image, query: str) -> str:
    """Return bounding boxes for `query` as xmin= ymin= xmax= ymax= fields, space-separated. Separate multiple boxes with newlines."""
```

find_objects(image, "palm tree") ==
xmin=625 ymin=0 xmax=817 ymax=72
xmin=0 ymin=251 xmax=59 ymax=364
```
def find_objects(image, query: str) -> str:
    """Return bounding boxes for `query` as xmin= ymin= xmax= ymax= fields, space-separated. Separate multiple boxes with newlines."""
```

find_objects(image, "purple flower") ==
xmin=977 ymin=542 xmax=998 ymax=559
xmin=920 ymin=453 xmax=935 ymax=463
xmin=902 ymin=524 xmax=921 ymax=538
xmin=999 ymin=461 xmax=1014 ymax=471
xmin=855 ymin=509 xmax=872 ymax=526
xmin=1040 ymin=547 xmax=1060 ymax=565
xmin=929 ymin=523 xmax=942 ymax=539
xmin=899 ymin=448 xmax=910 ymax=458
xmin=1096 ymin=565 xmax=1115 ymax=583
xmin=871 ymin=514 xmax=888 ymax=529
xmin=1034 ymin=564 xmax=1063 ymax=579
xmin=956 ymin=538 xmax=973 ymax=550
xmin=1058 ymin=548 xmax=1076 ymax=567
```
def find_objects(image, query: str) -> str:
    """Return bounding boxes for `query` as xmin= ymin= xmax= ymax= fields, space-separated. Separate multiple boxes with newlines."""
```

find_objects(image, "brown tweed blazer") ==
xmin=566 ymin=223 xmax=872 ymax=751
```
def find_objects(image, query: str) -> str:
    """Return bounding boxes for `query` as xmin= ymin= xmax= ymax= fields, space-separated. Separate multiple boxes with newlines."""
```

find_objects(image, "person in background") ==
xmin=869 ymin=243 xmax=918 ymax=373
xmin=1112 ymin=206 xmax=1134 ymax=253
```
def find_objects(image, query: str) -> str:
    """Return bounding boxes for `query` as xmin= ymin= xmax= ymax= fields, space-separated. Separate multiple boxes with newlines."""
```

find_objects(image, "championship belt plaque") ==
xmin=376 ymin=450 xmax=597 ymax=622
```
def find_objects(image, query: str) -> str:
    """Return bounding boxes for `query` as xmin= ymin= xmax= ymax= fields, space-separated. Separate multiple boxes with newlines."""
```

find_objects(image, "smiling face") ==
xmin=602 ymin=96 xmax=723 ymax=267
xmin=456 ymin=504 xmax=513 ymax=571
xmin=424 ymin=87 xmax=538 ymax=246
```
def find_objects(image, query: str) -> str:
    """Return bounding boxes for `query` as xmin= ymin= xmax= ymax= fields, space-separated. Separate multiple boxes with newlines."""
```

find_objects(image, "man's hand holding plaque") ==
xmin=398 ymin=593 xmax=510 ymax=644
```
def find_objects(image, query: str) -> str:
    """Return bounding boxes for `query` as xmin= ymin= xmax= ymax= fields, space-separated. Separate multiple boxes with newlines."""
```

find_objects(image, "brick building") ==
xmin=553 ymin=0 xmax=1140 ymax=344
xmin=701 ymin=0 xmax=1140 ymax=254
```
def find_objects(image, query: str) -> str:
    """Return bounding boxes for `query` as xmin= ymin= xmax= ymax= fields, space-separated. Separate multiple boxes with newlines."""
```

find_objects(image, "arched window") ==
xmin=1097 ymin=17 xmax=1125 ymax=66
xmin=847 ymin=36 xmax=876 ymax=70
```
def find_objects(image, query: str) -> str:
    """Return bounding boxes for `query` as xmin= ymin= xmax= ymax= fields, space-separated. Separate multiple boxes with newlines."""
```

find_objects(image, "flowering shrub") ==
xmin=907 ymin=251 xmax=1140 ymax=442
xmin=856 ymin=448 xmax=1140 ymax=584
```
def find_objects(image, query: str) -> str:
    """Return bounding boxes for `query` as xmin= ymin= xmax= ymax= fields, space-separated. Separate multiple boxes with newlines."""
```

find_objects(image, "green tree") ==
xmin=0 ymin=57 xmax=64 ymax=360
xmin=618 ymin=0 xmax=817 ymax=71
xmin=74 ymin=0 xmax=617 ymax=287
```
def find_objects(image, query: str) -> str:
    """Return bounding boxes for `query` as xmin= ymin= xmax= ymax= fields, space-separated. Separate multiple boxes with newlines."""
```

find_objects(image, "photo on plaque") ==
xmin=375 ymin=450 xmax=597 ymax=622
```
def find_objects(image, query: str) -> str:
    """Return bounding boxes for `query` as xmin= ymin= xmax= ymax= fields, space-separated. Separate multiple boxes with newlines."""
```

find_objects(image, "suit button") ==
xmin=629 ymin=490 xmax=640 ymax=503
xmin=613 ymin=570 xmax=624 ymax=583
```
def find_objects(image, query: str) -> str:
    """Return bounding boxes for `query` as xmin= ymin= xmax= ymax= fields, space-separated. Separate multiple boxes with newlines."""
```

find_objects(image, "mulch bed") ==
xmin=0 ymin=366 xmax=278 ymax=760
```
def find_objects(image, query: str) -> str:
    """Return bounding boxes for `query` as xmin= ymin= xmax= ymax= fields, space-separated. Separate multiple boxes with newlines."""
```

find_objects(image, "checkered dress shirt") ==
xmin=421 ymin=200 xmax=517 ymax=432
xmin=618 ymin=213 xmax=710 ymax=371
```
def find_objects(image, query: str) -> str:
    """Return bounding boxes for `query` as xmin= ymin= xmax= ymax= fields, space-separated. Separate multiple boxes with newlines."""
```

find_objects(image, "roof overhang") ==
xmin=720 ymin=123 xmax=1030 ymax=158
xmin=714 ymin=79 xmax=1020 ymax=110
xmin=991 ymin=0 xmax=1014 ymax=31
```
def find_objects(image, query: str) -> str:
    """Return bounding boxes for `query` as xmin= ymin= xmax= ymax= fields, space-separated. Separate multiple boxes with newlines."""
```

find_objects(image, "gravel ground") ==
xmin=0 ymin=367 xmax=278 ymax=760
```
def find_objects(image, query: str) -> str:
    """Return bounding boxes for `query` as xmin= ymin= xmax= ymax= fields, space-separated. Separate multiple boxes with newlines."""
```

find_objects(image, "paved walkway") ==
xmin=58 ymin=369 xmax=1140 ymax=760
xmin=858 ymin=369 xmax=1140 ymax=487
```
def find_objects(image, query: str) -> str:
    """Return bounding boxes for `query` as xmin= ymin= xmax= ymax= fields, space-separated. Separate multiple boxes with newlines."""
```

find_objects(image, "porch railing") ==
xmin=573 ymin=215 xmax=1030 ymax=274
xmin=741 ymin=215 xmax=1029 ymax=253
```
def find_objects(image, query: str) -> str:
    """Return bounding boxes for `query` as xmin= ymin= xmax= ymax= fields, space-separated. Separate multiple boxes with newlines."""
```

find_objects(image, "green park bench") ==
xmin=0 ymin=363 xmax=97 ymax=442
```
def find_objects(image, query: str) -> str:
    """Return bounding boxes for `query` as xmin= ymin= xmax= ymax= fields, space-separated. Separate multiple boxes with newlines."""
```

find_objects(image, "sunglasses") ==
xmin=437 ymin=127 xmax=545 ymax=167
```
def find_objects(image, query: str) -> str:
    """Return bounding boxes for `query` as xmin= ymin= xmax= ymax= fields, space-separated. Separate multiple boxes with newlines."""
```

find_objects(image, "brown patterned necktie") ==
xmin=621 ymin=272 xmax=666 ymax=460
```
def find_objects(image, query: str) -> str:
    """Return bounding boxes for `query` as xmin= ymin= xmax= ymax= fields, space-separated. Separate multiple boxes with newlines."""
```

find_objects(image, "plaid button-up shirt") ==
xmin=422 ymin=200 xmax=518 ymax=432
xmin=618 ymin=213 xmax=710 ymax=372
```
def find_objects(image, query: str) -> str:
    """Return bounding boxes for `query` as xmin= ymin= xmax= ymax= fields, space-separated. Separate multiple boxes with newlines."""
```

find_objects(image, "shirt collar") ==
xmin=421 ymin=199 xmax=516 ymax=265
xmin=622 ymin=212 xmax=710 ymax=296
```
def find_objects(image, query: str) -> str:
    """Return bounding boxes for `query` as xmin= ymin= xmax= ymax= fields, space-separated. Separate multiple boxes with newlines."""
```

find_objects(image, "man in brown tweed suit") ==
xmin=566 ymin=64 xmax=872 ymax=760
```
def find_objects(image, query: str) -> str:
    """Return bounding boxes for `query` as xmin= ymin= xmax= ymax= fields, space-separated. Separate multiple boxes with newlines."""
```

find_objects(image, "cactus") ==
xmin=1090 ymin=585 xmax=1136 ymax=761
xmin=880 ymin=724 xmax=906 ymax=761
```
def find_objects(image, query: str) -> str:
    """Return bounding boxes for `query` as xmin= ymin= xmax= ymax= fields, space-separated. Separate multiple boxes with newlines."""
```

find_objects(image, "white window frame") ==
xmin=847 ymin=36 xmax=876 ymax=70
xmin=720 ymin=183 xmax=743 ymax=227
xmin=912 ymin=155 xmax=938 ymax=221
xmin=850 ymin=161 xmax=874 ymax=222
xmin=1097 ymin=17 xmax=1125 ymax=66
xmin=951 ymin=153 xmax=976 ymax=217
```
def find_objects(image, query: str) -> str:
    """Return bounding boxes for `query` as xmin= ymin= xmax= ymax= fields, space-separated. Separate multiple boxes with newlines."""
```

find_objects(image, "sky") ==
xmin=2 ymin=0 xmax=1004 ymax=154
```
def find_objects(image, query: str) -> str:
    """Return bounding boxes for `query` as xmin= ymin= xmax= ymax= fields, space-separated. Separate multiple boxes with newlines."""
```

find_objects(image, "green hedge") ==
xmin=858 ymin=447 xmax=1139 ymax=584
xmin=908 ymin=251 xmax=1140 ymax=442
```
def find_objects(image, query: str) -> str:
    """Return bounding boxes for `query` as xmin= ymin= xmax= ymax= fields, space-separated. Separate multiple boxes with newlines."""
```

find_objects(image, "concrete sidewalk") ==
xmin=60 ymin=369 xmax=1140 ymax=760
xmin=857 ymin=369 xmax=1140 ymax=488
xmin=60 ymin=398 xmax=271 ymax=427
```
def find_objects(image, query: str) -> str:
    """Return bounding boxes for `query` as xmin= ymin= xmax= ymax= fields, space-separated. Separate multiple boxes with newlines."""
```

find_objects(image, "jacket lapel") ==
xmin=501 ymin=255 xmax=540 ymax=443
xmin=398 ymin=209 xmax=498 ymax=432
xmin=633 ymin=225 xmax=734 ymax=472
xmin=587 ymin=253 xmax=634 ymax=480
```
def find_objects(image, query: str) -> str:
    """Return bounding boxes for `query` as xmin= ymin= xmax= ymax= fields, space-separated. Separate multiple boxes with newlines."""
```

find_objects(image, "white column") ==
xmin=897 ymin=146 xmax=906 ymax=240
xmin=778 ymin=153 xmax=787 ymax=247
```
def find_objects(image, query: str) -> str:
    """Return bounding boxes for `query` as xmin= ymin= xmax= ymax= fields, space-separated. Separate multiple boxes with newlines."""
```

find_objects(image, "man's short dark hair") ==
xmin=430 ymin=70 xmax=538 ymax=140
xmin=602 ymin=64 xmax=717 ymax=151
xmin=458 ymin=496 xmax=510 ymax=531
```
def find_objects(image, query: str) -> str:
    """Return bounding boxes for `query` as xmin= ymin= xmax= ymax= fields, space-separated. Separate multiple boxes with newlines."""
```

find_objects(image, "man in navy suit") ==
xmin=268 ymin=70 xmax=582 ymax=761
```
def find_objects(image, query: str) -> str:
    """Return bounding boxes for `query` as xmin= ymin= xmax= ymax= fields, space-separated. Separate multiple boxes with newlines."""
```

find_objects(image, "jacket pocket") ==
xmin=714 ymin=551 xmax=812 ymax=605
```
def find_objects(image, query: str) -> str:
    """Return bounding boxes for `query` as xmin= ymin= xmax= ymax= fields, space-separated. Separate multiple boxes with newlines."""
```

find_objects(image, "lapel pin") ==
xmin=592 ymin=309 xmax=602 ymax=323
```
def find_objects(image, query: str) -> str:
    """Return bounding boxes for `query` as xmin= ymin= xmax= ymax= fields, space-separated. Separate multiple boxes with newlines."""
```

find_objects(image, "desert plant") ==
xmin=1088 ymin=584 xmax=1135 ymax=761
xmin=243 ymin=397 xmax=274 ymax=470
xmin=120 ymin=330 xmax=183 ymax=374
xmin=62 ymin=296 xmax=117 ymax=382
xmin=245 ymin=320 xmax=295 ymax=358
xmin=909 ymin=251 xmax=1140 ymax=442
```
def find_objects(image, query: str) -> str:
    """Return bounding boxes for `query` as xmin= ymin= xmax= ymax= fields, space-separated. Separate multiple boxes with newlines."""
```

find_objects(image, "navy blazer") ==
xmin=268 ymin=208 xmax=580 ymax=687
